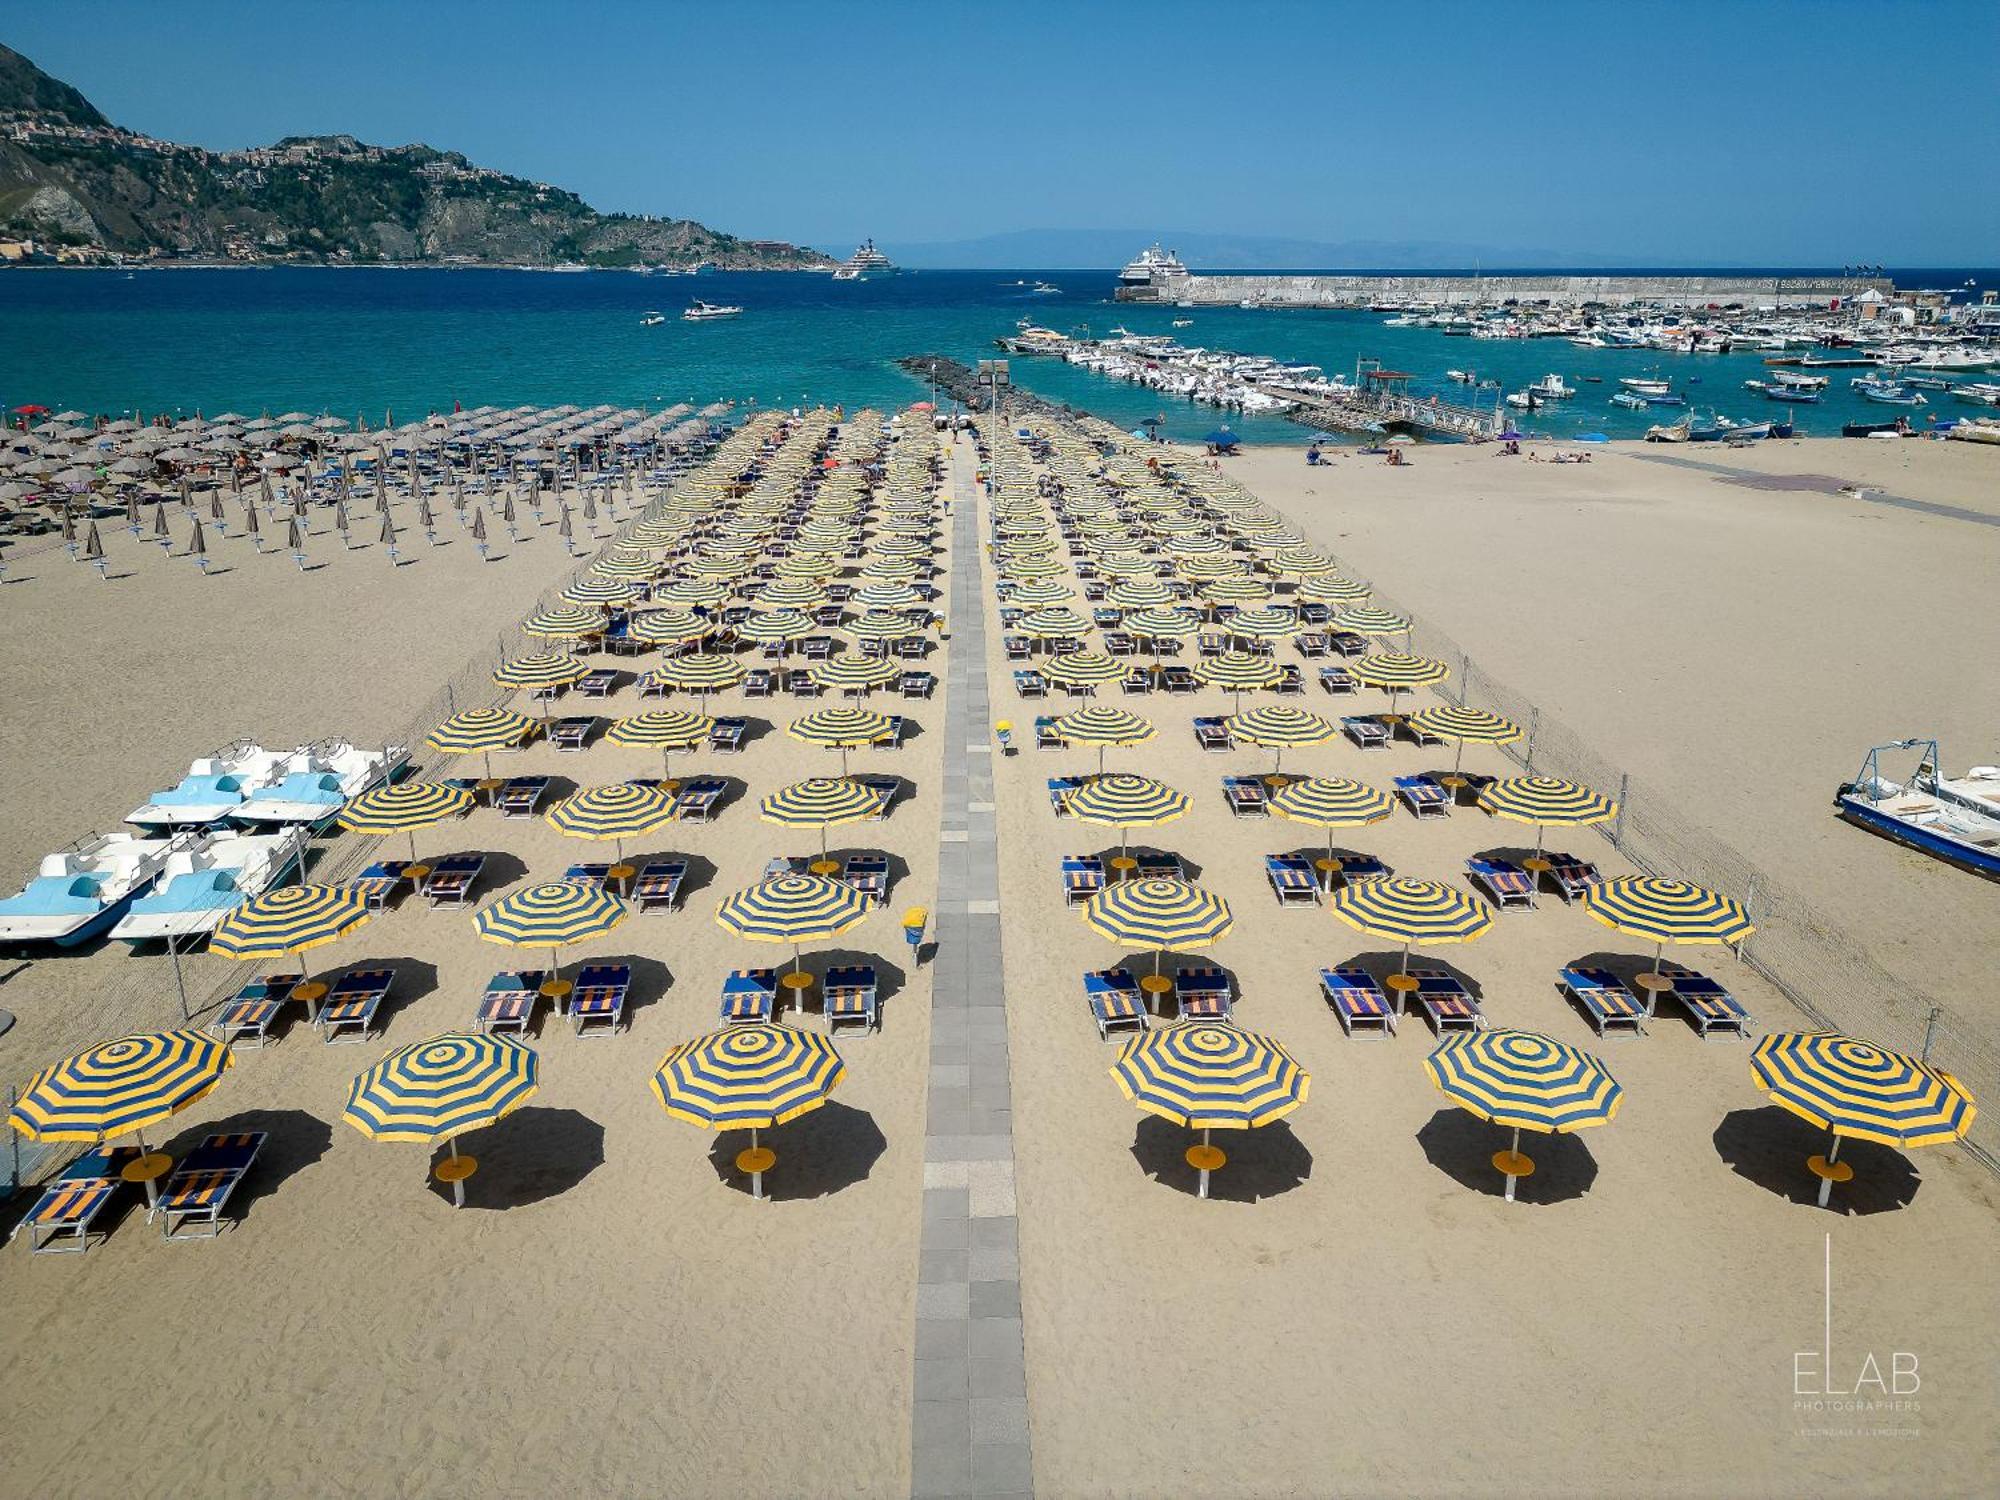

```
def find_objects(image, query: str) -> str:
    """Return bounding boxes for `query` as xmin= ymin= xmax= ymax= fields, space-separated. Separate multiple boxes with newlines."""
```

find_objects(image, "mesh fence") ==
xmin=1370 ymin=582 xmax=1999 ymax=1176
xmin=4 ymin=482 xmax=684 ymax=1192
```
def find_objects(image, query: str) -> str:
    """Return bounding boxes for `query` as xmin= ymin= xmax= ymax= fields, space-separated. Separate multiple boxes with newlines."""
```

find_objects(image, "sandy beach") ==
xmin=1 ymin=413 xmax=1995 ymax=1500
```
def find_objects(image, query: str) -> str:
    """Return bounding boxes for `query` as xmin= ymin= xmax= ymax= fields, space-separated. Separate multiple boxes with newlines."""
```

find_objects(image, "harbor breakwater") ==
xmin=1119 ymin=273 xmax=1895 ymax=308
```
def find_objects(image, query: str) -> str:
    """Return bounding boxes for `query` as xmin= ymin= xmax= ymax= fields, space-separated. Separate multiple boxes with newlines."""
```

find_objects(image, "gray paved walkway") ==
xmin=909 ymin=436 xmax=1032 ymax=1499
xmin=1627 ymin=449 xmax=2000 ymax=529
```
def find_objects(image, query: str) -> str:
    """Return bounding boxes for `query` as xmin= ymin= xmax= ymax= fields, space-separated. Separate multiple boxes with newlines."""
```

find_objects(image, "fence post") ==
xmin=1525 ymin=707 xmax=1539 ymax=774
xmin=1611 ymin=773 xmax=1629 ymax=850
xmin=1740 ymin=873 xmax=1758 ymax=960
xmin=1455 ymin=650 xmax=1468 ymax=707
xmin=6 ymin=1084 xmax=16 ymax=1195
xmin=1922 ymin=1005 xmax=1942 ymax=1063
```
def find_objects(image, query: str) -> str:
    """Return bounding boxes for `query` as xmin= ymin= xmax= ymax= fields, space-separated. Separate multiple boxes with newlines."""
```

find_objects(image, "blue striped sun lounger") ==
xmin=1659 ymin=965 xmax=1753 ymax=1038
xmin=158 ymin=1131 xmax=267 ymax=1240
xmin=319 ymin=966 xmax=394 ymax=1044
xmin=22 ymin=1146 xmax=142 ymax=1253
xmin=825 ymin=964 xmax=880 ymax=1035
xmin=477 ymin=970 xmax=547 ymax=1033
xmin=1558 ymin=966 xmax=1647 ymax=1037
xmin=1062 ymin=855 xmax=1105 ymax=906
xmin=720 ymin=968 xmax=777 ymax=1024
xmin=1266 ymin=855 xmax=1319 ymax=904
xmin=1175 ymin=966 xmax=1233 ymax=1021
xmin=570 ymin=963 xmax=632 ymax=1038
xmin=1411 ymin=969 xmax=1484 ymax=1035
xmin=1320 ymin=967 xmax=1394 ymax=1037
xmin=1083 ymin=968 xmax=1147 ymax=1042
xmin=214 ymin=974 xmax=300 ymax=1048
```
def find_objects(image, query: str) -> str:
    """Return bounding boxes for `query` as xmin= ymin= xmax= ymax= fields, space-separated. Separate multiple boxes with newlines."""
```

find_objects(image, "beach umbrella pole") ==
xmin=1503 ymin=1126 xmax=1523 ymax=1203
xmin=1197 ymin=1127 xmax=1214 ymax=1200
xmin=1817 ymin=1134 xmax=1842 ymax=1209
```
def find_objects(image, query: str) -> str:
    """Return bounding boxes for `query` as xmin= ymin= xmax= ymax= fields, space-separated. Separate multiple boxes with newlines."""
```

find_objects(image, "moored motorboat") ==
xmin=1837 ymin=740 xmax=2000 ymax=879
xmin=683 ymin=300 xmax=744 ymax=321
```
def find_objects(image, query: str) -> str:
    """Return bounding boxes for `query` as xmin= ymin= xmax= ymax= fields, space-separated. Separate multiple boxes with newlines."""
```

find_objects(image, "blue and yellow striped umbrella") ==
xmin=608 ymin=709 xmax=714 ymax=750
xmin=1106 ymin=580 xmax=1178 ymax=610
xmin=715 ymin=873 xmax=871 ymax=946
xmin=473 ymin=881 xmax=628 ymax=950
xmin=1752 ymin=1032 xmax=1976 ymax=1150
xmin=749 ymin=578 xmax=828 ymax=609
xmin=1123 ymin=608 xmax=1202 ymax=640
xmin=1298 ymin=574 xmax=1371 ymax=604
xmin=1111 ymin=1023 xmax=1309 ymax=1130
xmin=790 ymin=708 xmax=894 ymax=773
xmin=1478 ymin=775 xmax=1617 ymax=827
xmin=843 ymin=609 xmax=923 ymax=643
xmin=493 ymin=653 xmax=590 ymax=690
xmin=1005 ymin=579 xmax=1074 ymax=606
xmin=1226 ymin=705 xmax=1336 ymax=768
xmin=1193 ymin=651 xmax=1283 ymax=693
xmin=545 ymin=784 xmax=678 ymax=849
xmin=1331 ymin=877 xmax=1491 ymax=972
xmin=7 ymin=1030 xmax=233 ymax=1145
xmin=1407 ymin=705 xmax=1522 ymax=745
xmin=1271 ymin=545 xmax=1337 ymax=575
xmin=1269 ymin=777 xmax=1393 ymax=863
xmin=862 ymin=557 xmax=924 ymax=582
xmin=1083 ymin=877 xmax=1233 ymax=952
xmin=1064 ymin=774 xmax=1191 ymax=835
xmin=591 ymin=553 xmax=662 ymax=580
xmin=998 ymin=555 xmax=1065 ymax=579
xmin=210 ymin=884 xmax=372 ymax=961
xmin=852 ymin=582 xmax=923 ymax=610
xmin=1426 ymin=1029 xmax=1623 ymax=1134
xmin=651 ymin=1023 xmax=845 ymax=1130
xmin=1016 ymin=606 xmax=1093 ymax=639
xmin=1333 ymin=605 xmax=1412 ymax=637
xmin=522 ymin=605 xmax=607 ymax=638
xmin=564 ymin=577 xmax=643 ymax=606
xmin=738 ymin=608 xmax=815 ymax=643
xmin=1350 ymin=652 xmax=1449 ymax=691
xmin=628 ymin=608 xmax=712 ymax=645
xmin=342 ymin=1031 xmax=539 ymax=1145
xmin=1198 ymin=576 xmax=1270 ymax=603
xmin=1584 ymin=877 xmax=1753 ymax=947
xmin=1225 ymin=607 xmax=1300 ymax=641
xmin=810 ymin=655 xmax=903 ymax=692
xmin=652 ymin=578 xmax=732 ymax=607
xmin=759 ymin=777 xmax=882 ymax=838
xmin=1043 ymin=650 xmax=1126 ymax=687
xmin=337 ymin=781 xmax=473 ymax=835
xmin=646 ymin=653 xmax=747 ymax=694
xmin=1054 ymin=706 xmax=1156 ymax=751
xmin=426 ymin=708 xmax=536 ymax=755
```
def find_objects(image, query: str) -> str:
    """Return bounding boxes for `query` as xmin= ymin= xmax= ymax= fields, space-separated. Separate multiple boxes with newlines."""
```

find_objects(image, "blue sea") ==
xmin=2 ymin=266 xmax=1993 ymax=443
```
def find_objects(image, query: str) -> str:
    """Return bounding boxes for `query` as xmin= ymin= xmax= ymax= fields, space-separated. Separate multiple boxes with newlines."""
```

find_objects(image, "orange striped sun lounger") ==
xmin=159 ymin=1131 xmax=267 ymax=1240
xmin=22 ymin=1146 xmax=142 ymax=1254
xmin=1320 ymin=968 xmax=1394 ymax=1038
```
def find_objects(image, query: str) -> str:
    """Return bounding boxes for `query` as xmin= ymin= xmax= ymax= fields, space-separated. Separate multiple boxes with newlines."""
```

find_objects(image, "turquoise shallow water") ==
xmin=1 ymin=266 xmax=1991 ymax=442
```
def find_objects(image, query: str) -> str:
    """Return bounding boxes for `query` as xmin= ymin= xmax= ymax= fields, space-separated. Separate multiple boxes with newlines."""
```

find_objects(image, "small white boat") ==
xmin=1445 ymin=369 xmax=1473 ymax=384
xmin=683 ymin=301 xmax=743 ymax=321
xmin=0 ymin=831 xmax=181 ymax=947
xmin=1527 ymin=372 xmax=1574 ymax=400
xmin=1610 ymin=391 xmax=1649 ymax=410
xmin=110 ymin=829 xmax=307 ymax=942
xmin=1837 ymin=741 xmax=2000 ymax=879
xmin=1619 ymin=377 xmax=1672 ymax=396
xmin=126 ymin=742 xmax=292 ymax=828
xmin=233 ymin=741 xmax=406 ymax=825
xmin=1171 ymin=318 xmax=1193 ymax=328
xmin=640 ymin=311 xmax=666 ymax=327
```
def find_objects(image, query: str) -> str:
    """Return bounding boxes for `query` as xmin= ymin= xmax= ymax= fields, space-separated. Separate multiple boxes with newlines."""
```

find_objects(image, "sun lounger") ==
xmin=213 ymin=974 xmax=300 ymax=1047
xmin=1395 ymin=774 xmax=1451 ymax=818
xmin=1410 ymin=968 xmax=1484 ymax=1035
xmin=1048 ymin=776 xmax=1085 ymax=815
xmin=1295 ymin=633 xmax=1330 ymax=658
xmin=577 ymin=670 xmax=620 ymax=698
xmin=1330 ymin=631 xmax=1368 ymax=657
xmin=528 ymin=680 xmax=568 ymax=704
xmin=1083 ymin=967 xmax=1148 ymax=1041
xmin=350 ymin=860 xmax=411 ymax=911
xmin=638 ymin=673 xmax=673 ymax=699
xmin=1319 ymin=967 xmax=1394 ymax=1037
xmin=317 ymin=965 xmax=394 ymax=1043
xmin=497 ymin=775 xmax=553 ymax=818
xmin=709 ymin=716 xmax=747 ymax=752
xmin=1035 ymin=717 xmax=1063 ymax=750
xmin=1343 ymin=716 xmax=1390 ymax=750
xmin=825 ymin=963 xmax=880 ymax=1035
xmin=158 ymin=1131 xmax=267 ymax=1240
xmin=570 ymin=962 xmax=632 ymax=1038
xmin=1397 ymin=716 xmax=1444 ymax=748
xmin=1330 ymin=853 xmax=1390 ymax=886
xmin=720 ymin=967 xmax=777 ymax=1024
xmin=1541 ymin=851 xmax=1601 ymax=903
xmin=1558 ymin=966 xmax=1647 ymax=1037
xmin=421 ymin=852 xmax=486 ymax=908
xmin=1194 ymin=716 xmax=1232 ymax=751
xmin=1162 ymin=667 xmax=1199 ymax=695
xmin=1658 ymin=964 xmax=1753 ymax=1037
xmin=1265 ymin=855 xmax=1320 ymax=905
xmin=1197 ymin=633 xmax=1226 ymax=658
xmin=1014 ymin=669 xmax=1047 ymax=698
xmin=1223 ymin=776 xmax=1267 ymax=817
xmin=674 ymin=776 xmax=727 ymax=822
xmin=563 ymin=862 xmax=613 ymax=887
xmin=550 ymin=716 xmax=597 ymax=752
xmin=1275 ymin=665 xmax=1305 ymax=695
xmin=743 ymin=670 xmax=775 ymax=699
xmin=1467 ymin=856 xmax=1535 ymax=910
xmin=1133 ymin=852 xmax=1181 ymax=880
xmin=1120 ymin=667 xmax=1153 ymax=695
xmin=1298 ymin=602 xmax=1331 ymax=625
xmin=788 ymin=671 xmax=823 ymax=698
xmin=843 ymin=854 xmax=889 ymax=905
xmin=633 ymin=859 xmax=687 ymax=911
xmin=477 ymin=969 xmax=548 ymax=1033
xmin=901 ymin=671 xmax=936 ymax=699
xmin=1004 ymin=636 xmax=1031 ymax=661
xmin=1175 ymin=965 xmax=1233 ymax=1021
xmin=22 ymin=1146 xmax=141 ymax=1253
xmin=1318 ymin=666 xmax=1358 ymax=695
xmin=1062 ymin=855 xmax=1105 ymax=906
xmin=895 ymin=637 xmax=928 ymax=662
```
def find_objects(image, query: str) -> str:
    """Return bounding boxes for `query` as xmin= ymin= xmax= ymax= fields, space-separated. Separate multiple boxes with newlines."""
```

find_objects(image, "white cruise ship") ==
xmin=832 ymin=239 xmax=897 ymax=280
xmin=1118 ymin=244 xmax=1189 ymax=286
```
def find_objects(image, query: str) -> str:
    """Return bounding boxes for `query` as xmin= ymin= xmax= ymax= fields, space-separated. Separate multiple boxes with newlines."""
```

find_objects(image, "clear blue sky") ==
xmin=8 ymin=0 xmax=1996 ymax=264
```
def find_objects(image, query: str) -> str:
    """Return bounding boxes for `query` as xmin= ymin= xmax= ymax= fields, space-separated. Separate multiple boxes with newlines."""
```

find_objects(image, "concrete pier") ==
xmin=1118 ymin=272 xmax=1894 ymax=309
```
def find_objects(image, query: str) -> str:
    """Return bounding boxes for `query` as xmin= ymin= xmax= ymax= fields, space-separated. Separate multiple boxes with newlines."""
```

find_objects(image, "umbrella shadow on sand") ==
xmin=1129 ymin=1115 xmax=1311 ymax=1201
xmin=1084 ymin=844 xmax=1205 ymax=882
xmin=1416 ymin=1108 xmax=1598 ymax=1204
xmin=1713 ymin=1107 xmax=1920 ymax=1215
xmin=162 ymin=1106 xmax=334 ymax=1224
xmin=432 ymin=1107 xmax=603 ymax=1210
xmin=704 ymin=1101 xmax=886 ymax=1201
xmin=1345 ymin=950 xmax=1486 ymax=1003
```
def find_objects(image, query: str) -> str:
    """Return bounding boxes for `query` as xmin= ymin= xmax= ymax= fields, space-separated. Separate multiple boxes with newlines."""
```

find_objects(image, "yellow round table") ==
xmin=405 ymin=862 xmax=433 ymax=891
xmin=539 ymin=977 xmax=574 ymax=1014
xmin=1808 ymin=1152 xmax=1855 ymax=1208
xmin=1262 ymin=773 xmax=1290 ymax=789
xmin=1632 ymin=971 xmax=1673 ymax=1017
xmin=122 ymin=1152 xmax=175 ymax=1217
xmin=1108 ymin=855 xmax=1139 ymax=881
xmin=1384 ymin=972 xmax=1419 ymax=1017
xmin=1137 ymin=973 xmax=1174 ymax=1014
xmin=1493 ymin=1148 xmax=1535 ymax=1202
xmin=1520 ymin=856 xmax=1554 ymax=875
xmin=434 ymin=1153 xmax=478 ymax=1209
xmin=736 ymin=1145 xmax=778 ymax=1200
xmin=606 ymin=863 xmax=637 ymax=896
xmin=780 ymin=971 xmax=814 ymax=1013
xmin=475 ymin=777 xmax=505 ymax=805
xmin=1185 ymin=1142 xmax=1227 ymax=1200
xmin=292 ymin=979 xmax=329 ymax=1024
xmin=1313 ymin=856 xmax=1342 ymax=891
xmin=807 ymin=858 xmax=842 ymax=877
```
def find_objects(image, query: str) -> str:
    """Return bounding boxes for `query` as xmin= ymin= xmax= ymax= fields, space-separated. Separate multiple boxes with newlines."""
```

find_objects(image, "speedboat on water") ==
xmin=640 ymin=311 xmax=666 ymax=327
xmin=1763 ymin=385 xmax=1820 ymax=403
xmin=683 ymin=301 xmax=743 ymax=321
xmin=1852 ymin=378 xmax=1925 ymax=406
xmin=0 ymin=831 xmax=182 ymax=947
xmin=109 ymin=828 xmax=307 ymax=942
xmin=1836 ymin=740 xmax=2000 ymax=879
xmin=1609 ymin=391 xmax=1649 ymax=410
xmin=1619 ymin=377 xmax=1672 ymax=396
xmin=126 ymin=741 xmax=292 ymax=828
xmin=233 ymin=740 xmax=406 ymax=825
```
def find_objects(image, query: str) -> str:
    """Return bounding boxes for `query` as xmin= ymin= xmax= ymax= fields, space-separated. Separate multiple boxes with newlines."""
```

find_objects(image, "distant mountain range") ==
xmin=0 ymin=43 xmax=831 ymax=270
xmin=890 ymin=228 xmax=1624 ymax=272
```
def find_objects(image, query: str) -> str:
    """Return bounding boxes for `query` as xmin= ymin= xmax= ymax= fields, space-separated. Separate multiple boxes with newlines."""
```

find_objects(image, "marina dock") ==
xmin=1120 ymin=272 xmax=1895 ymax=309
